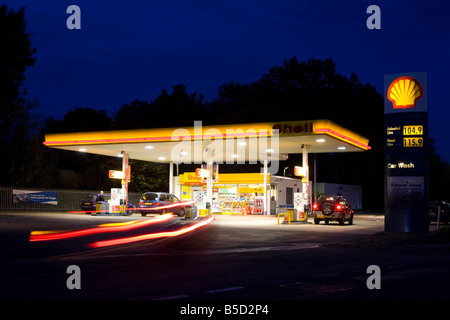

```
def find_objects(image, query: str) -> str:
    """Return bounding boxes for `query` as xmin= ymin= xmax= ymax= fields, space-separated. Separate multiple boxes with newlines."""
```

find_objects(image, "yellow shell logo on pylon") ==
xmin=387 ymin=76 xmax=423 ymax=109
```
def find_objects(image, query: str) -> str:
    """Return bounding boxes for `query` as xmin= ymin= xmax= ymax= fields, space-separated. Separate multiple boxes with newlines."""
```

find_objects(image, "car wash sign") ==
xmin=384 ymin=72 xmax=428 ymax=232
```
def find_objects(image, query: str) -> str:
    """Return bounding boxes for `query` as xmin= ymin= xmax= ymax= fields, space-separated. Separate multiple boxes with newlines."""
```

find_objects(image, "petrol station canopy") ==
xmin=43 ymin=119 xmax=371 ymax=163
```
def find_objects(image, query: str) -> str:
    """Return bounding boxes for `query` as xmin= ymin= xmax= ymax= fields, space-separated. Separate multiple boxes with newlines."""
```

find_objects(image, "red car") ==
xmin=313 ymin=196 xmax=354 ymax=225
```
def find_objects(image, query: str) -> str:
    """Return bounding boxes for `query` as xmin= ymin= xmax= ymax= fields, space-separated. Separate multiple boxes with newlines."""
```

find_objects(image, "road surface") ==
xmin=1 ymin=212 xmax=449 ymax=307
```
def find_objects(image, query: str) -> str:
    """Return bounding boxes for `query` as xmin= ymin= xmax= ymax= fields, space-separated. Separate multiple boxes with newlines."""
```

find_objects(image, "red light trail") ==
xmin=68 ymin=200 xmax=196 ymax=214
xmin=88 ymin=215 xmax=214 ymax=248
xmin=29 ymin=213 xmax=174 ymax=242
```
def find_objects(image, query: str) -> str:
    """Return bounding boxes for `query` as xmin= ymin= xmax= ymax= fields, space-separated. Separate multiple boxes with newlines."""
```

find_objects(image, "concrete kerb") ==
xmin=212 ymin=212 xmax=384 ymax=225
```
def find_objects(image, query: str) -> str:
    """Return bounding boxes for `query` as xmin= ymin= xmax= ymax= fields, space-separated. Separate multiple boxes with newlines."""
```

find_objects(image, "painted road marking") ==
xmin=207 ymin=286 xmax=244 ymax=294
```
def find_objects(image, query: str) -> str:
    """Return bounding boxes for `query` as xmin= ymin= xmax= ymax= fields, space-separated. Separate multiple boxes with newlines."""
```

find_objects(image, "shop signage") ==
xmin=109 ymin=170 xmax=125 ymax=179
xmin=272 ymin=121 xmax=314 ymax=135
xmin=386 ymin=176 xmax=425 ymax=207
xmin=181 ymin=185 xmax=192 ymax=200
xmin=294 ymin=166 xmax=306 ymax=177
xmin=387 ymin=162 xmax=415 ymax=169
xmin=238 ymin=186 xmax=264 ymax=194
xmin=385 ymin=125 xmax=424 ymax=148
xmin=183 ymin=172 xmax=204 ymax=185
xmin=384 ymin=73 xmax=428 ymax=114
xmin=195 ymin=168 xmax=210 ymax=178
xmin=384 ymin=72 xmax=428 ymax=232
xmin=387 ymin=76 xmax=423 ymax=110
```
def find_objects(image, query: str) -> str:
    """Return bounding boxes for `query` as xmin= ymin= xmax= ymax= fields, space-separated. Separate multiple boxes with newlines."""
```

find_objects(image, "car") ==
xmin=428 ymin=201 xmax=450 ymax=225
xmin=312 ymin=196 xmax=354 ymax=225
xmin=80 ymin=193 xmax=110 ymax=211
xmin=138 ymin=192 xmax=193 ymax=217
xmin=80 ymin=193 xmax=135 ymax=215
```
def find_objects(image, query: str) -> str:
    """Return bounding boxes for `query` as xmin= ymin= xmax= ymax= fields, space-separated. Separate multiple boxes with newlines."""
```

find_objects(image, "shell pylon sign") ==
xmin=383 ymin=72 xmax=429 ymax=233
xmin=387 ymin=76 xmax=423 ymax=110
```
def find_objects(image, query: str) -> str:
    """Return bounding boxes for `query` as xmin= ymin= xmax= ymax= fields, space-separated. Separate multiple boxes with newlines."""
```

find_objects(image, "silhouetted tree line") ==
xmin=1 ymin=5 xmax=449 ymax=210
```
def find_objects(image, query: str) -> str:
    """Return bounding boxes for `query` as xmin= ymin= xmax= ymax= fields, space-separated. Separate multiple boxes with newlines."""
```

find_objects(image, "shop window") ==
xmin=286 ymin=187 xmax=293 ymax=205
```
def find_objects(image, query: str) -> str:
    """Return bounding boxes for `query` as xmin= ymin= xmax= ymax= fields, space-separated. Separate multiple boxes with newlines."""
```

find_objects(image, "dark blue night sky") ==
xmin=8 ymin=0 xmax=450 ymax=161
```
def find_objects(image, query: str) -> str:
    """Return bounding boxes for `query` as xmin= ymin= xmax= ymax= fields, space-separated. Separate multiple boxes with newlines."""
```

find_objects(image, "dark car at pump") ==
xmin=313 ymin=196 xmax=354 ymax=225
xmin=80 ymin=193 xmax=135 ymax=214
xmin=80 ymin=193 xmax=111 ymax=211
xmin=428 ymin=201 xmax=450 ymax=225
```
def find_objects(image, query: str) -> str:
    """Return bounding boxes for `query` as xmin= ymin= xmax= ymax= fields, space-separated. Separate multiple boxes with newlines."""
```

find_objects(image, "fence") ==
xmin=0 ymin=186 xmax=142 ymax=213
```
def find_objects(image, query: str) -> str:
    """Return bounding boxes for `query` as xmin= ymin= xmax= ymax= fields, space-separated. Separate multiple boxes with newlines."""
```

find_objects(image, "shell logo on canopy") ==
xmin=387 ymin=76 xmax=423 ymax=110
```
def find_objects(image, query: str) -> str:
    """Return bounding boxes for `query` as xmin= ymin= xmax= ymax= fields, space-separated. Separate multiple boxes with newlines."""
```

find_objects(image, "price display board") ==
xmin=384 ymin=72 xmax=429 ymax=233
xmin=403 ymin=125 xmax=423 ymax=136
xmin=403 ymin=137 xmax=423 ymax=147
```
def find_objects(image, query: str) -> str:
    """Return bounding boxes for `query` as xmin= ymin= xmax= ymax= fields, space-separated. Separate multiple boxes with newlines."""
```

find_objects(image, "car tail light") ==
xmin=155 ymin=202 xmax=160 ymax=206
xmin=335 ymin=204 xmax=342 ymax=211
xmin=313 ymin=203 xmax=318 ymax=210
xmin=139 ymin=201 xmax=144 ymax=205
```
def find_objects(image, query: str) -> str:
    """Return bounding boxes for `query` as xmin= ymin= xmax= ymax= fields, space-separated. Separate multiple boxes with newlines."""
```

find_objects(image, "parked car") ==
xmin=428 ymin=201 xmax=450 ymax=225
xmin=312 ymin=196 xmax=354 ymax=225
xmin=138 ymin=192 xmax=193 ymax=217
xmin=80 ymin=193 xmax=135 ymax=215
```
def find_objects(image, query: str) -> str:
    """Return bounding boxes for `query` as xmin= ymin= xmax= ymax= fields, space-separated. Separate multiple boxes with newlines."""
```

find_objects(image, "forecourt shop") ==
xmin=43 ymin=120 xmax=370 ymax=217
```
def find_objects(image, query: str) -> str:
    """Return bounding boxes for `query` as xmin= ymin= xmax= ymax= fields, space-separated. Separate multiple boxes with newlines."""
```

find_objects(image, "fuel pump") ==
xmin=110 ymin=188 xmax=126 ymax=215
xmin=294 ymin=192 xmax=308 ymax=221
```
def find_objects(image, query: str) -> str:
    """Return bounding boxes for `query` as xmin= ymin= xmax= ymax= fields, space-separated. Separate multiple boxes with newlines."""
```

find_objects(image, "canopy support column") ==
xmin=169 ymin=161 xmax=174 ymax=194
xmin=263 ymin=159 xmax=269 ymax=215
xmin=302 ymin=145 xmax=310 ymax=211
xmin=122 ymin=152 xmax=129 ymax=206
